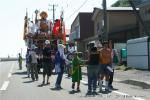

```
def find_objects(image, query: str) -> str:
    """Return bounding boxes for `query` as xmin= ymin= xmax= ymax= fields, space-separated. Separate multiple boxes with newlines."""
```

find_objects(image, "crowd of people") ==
xmin=19 ymin=39 xmax=119 ymax=96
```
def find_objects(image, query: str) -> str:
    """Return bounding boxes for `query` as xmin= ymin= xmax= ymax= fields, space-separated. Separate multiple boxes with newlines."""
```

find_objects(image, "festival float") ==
xmin=23 ymin=10 xmax=66 ymax=52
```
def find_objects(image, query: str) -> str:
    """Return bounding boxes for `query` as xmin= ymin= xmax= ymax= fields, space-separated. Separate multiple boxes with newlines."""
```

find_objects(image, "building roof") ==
xmin=107 ymin=7 xmax=134 ymax=11
xmin=92 ymin=7 xmax=139 ymax=21
xmin=71 ymin=12 xmax=92 ymax=29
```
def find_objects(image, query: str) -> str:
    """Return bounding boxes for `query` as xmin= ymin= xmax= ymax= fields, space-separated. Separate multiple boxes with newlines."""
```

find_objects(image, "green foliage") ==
xmin=115 ymin=65 xmax=133 ymax=71
xmin=111 ymin=0 xmax=131 ymax=7
xmin=112 ymin=0 xmax=120 ymax=7
xmin=111 ymin=0 xmax=145 ymax=7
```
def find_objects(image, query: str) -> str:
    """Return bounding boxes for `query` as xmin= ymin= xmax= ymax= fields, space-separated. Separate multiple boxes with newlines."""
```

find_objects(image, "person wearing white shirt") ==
xmin=29 ymin=45 xmax=38 ymax=81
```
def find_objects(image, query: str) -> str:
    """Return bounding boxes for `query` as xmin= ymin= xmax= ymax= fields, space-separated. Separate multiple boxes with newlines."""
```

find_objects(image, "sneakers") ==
xmin=69 ymin=90 xmax=75 ymax=94
xmin=109 ymin=85 xmax=114 ymax=90
xmin=46 ymin=82 xmax=50 ymax=85
xmin=86 ymin=90 xmax=92 ymax=95
xmin=92 ymin=91 xmax=98 ymax=95
xmin=55 ymin=84 xmax=63 ymax=90
xmin=76 ymin=87 xmax=81 ymax=92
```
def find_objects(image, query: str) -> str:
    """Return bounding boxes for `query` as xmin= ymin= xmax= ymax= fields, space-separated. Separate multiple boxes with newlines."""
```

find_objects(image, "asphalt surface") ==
xmin=0 ymin=61 xmax=150 ymax=100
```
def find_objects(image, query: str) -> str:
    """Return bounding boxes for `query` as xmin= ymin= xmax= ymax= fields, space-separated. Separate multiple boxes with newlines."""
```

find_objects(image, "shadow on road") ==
xmin=12 ymin=71 xmax=27 ymax=75
xmin=23 ymin=80 xmax=34 ymax=83
xmin=120 ymin=80 xmax=150 ymax=89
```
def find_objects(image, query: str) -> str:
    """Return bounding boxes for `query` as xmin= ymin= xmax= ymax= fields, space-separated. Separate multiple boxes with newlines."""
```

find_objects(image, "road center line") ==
xmin=0 ymin=81 xmax=9 ymax=91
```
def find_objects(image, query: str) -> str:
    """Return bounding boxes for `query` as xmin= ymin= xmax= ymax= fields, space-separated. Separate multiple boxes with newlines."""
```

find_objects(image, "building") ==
xmin=69 ymin=13 xmax=94 ymax=52
xmin=69 ymin=7 xmax=140 ymax=52
xmin=91 ymin=7 xmax=140 ymax=44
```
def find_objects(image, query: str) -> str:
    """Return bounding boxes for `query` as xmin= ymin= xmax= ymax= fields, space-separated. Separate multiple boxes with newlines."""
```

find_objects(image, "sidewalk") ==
xmin=82 ymin=67 xmax=150 ymax=88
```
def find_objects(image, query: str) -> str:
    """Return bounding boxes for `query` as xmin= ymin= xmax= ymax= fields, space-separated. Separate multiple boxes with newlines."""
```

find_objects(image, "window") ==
xmin=97 ymin=22 xmax=100 ymax=33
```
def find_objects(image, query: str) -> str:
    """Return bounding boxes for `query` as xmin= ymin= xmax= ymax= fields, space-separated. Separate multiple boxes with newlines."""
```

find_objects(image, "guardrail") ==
xmin=0 ymin=58 xmax=25 ymax=61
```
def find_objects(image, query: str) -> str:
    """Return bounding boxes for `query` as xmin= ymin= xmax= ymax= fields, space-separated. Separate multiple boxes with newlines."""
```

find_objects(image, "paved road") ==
xmin=0 ymin=61 xmax=149 ymax=100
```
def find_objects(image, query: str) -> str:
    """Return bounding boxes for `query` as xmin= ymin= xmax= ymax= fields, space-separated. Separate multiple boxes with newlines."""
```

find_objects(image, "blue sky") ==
xmin=0 ymin=0 xmax=117 ymax=57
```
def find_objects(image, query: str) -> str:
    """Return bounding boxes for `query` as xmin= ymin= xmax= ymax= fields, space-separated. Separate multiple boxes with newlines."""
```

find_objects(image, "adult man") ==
xmin=99 ymin=41 xmax=112 ymax=92
xmin=54 ymin=44 xmax=65 ymax=89
xmin=30 ymin=45 xmax=38 ymax=81
xmin=42 ymin=40 xmax=52 ymax=85
xmin=26 ymin=48 xmax=31 ymax=78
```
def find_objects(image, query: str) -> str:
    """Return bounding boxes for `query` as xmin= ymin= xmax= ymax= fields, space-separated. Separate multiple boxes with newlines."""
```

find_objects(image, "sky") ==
xmin=0 ymin=0 xmax=117 ymax=58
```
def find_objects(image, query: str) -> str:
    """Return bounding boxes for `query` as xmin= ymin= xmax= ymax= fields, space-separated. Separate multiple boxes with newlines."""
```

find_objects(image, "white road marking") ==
xmin=113 ymin=91 xmax=145 ymax=100
xmin=132 ymin=97 xmax=145 ymax=100
xmin=81 ymin=80 xmax=146 ymax=100
xmin=8 ymin=63 xmax=15 ymax=78
xmin=0 ymin=81 xmax=9 ymax=91
xmin=113 ymin=91 xmax=129 ymax=96
xmin=8 ymin=73 xmax=12 ymax=78
xmin=10 ymin=63 xmax=14 ymax=73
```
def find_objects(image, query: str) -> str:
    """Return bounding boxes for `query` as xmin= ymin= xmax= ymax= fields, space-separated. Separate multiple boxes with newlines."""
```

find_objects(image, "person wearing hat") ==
xmin=41 ymin=40 xmax=52 ymax=85
xmin=29 ymin=44 xmax=39 ymax=81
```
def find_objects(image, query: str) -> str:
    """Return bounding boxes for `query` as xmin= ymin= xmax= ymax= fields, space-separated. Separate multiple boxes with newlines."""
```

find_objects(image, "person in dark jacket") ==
xmin=42 ymin=40 xmax=52 ymax=85
xmin=86 ymin=47 xmax=99 ymax=95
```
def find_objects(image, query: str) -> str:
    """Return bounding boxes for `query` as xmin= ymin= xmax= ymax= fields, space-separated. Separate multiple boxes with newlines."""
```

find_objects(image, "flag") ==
xmin=52 ymin=19 xmax=61 ymax=37
xmin=60 ymin=9 xmax=66 ymax=44
xmin=23 ymin=10 xmax=28 ymax=40
xmin=62 ymin=22 xmax=66 ymax=44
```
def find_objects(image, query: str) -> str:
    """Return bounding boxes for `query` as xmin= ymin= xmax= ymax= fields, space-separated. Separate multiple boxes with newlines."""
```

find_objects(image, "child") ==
xmin=71 ymin=52 xmax=83 ymax=92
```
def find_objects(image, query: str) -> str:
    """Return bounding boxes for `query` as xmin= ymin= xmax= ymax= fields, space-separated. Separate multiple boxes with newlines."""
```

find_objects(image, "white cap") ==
xmin=45 ymin=40 xmax=50 ymax=44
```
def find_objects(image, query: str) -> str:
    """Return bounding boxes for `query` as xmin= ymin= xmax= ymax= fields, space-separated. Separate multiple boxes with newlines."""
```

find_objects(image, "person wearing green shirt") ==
xmin=71 ymin=52 xmax=83 ymax=92
xmin=18 ymin=53 xmax=22 ymax=70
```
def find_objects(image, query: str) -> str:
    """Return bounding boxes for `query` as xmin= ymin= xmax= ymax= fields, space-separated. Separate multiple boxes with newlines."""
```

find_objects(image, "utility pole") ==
xmin=48 ymin=4 xmax=58 ymax=23
xmin=103 ymin=0 xmax=108 ymax=41
xmin=128 ymin=0 xmax=149 ymax=36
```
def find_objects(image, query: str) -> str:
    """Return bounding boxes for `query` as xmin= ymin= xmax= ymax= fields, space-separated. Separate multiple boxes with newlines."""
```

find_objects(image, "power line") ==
xmin=64 ymin=0 xmax=89 ymax=21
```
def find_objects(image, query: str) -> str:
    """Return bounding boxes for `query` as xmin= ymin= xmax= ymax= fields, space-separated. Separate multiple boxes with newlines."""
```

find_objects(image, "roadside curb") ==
xmin=82 ymin=71 xmax=150 ymax=88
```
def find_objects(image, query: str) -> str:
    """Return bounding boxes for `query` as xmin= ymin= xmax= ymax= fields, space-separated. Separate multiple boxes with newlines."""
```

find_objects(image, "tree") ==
xmin=111 ymin=0 xmax=143 ymax=7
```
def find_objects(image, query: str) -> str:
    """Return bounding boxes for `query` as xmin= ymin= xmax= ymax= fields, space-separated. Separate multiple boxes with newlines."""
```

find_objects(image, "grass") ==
xmin=115 ymin=65 xmax=134 ymax=71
